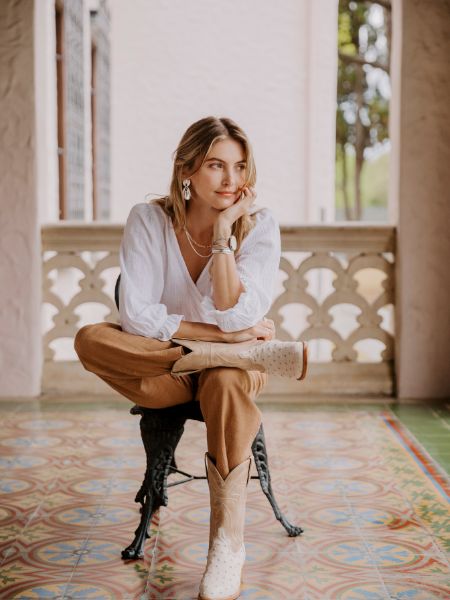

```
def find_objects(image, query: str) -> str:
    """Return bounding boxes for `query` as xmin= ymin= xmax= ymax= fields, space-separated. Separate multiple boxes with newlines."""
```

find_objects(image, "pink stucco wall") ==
xmin=0 ymin=0 xmax=42 ymax=396
xmin=394 ymin=0 xmax=450 ymax=397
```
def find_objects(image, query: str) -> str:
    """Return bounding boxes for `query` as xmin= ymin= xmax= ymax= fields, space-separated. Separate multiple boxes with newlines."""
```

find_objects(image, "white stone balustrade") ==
xmin=42 ymin=223 xmax=395 ymax=398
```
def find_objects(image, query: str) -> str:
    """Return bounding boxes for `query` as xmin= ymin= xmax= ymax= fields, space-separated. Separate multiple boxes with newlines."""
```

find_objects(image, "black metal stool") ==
xmin=114 ymin=275 xmax=303 ymax=560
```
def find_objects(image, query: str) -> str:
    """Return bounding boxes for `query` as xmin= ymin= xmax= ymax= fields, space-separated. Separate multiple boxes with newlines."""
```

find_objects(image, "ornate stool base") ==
xmin=121 ymin=402 xmax=303 ymax=560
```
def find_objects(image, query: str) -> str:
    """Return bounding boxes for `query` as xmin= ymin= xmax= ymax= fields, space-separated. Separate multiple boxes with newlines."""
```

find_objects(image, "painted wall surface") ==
xmin=109 ymin=0 xmax=338 ymax=224
xmin=35 ymin=0 xmax=59 ymax=223
xmin=0 ymin=0 xmax=42 ymax=395
xmin=395 ymin=0 xmax=450 ymax=398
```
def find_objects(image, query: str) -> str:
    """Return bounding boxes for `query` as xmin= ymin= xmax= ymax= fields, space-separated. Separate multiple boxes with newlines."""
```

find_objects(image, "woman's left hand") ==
xmin=216 ymin=186 xmax=257 ymax=229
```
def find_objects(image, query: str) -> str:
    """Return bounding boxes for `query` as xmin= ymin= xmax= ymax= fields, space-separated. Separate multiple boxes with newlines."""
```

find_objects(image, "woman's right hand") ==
xmin=222 ymin=319 xmax=276 ymax=343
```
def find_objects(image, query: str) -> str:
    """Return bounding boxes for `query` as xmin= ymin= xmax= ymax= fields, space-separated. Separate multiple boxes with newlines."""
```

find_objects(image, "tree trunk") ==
xmin=341 ymin=144 xmax=352 ymax=220
xmin=384 ymin=7 xmax=392 ymax=68
xmin=354 ymin=63 xmax=364 ymax=220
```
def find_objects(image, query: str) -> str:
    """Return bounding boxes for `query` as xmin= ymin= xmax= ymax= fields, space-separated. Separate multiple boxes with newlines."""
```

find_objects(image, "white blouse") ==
xmin=119 ymin=202 xmax=281 ymax=341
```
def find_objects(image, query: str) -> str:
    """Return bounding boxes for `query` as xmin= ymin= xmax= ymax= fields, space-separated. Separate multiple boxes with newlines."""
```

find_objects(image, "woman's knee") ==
xmin=199 ymin=368 xmax=262 ymax=434
xmin=74 ymin=324 xmax=92 ymax=355
xmin=199 ymin=367 xmax=249 ymax=394
xmin=198 ymin=367 xmax=267 ymax=398
xmin=74 ymin=323 xmax=109 ymax=358
xmin=198 ymin=368 xmax=263 ymax=419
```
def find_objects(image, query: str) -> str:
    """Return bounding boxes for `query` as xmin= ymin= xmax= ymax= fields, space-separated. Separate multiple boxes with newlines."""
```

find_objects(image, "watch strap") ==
xmin=212 ymin=247 xmax=234 ymax=255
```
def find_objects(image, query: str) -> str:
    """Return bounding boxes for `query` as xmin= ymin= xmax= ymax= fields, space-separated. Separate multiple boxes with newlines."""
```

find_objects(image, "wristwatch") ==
xmin=212 ymin=234 xmax=237 ymax=252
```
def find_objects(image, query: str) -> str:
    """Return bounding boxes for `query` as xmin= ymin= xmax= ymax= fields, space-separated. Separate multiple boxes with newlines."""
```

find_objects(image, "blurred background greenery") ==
xmin=335 ymin=0 xmax=391 ymax=221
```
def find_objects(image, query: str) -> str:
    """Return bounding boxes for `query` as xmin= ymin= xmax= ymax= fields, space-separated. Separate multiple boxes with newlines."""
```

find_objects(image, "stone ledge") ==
xmin=42 ymin=360 xmax=394 ymax=398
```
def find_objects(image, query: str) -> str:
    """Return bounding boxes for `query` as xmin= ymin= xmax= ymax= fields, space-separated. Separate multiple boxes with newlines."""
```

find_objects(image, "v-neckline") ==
xmin=167 ymin=217 xmax=212 ymax=290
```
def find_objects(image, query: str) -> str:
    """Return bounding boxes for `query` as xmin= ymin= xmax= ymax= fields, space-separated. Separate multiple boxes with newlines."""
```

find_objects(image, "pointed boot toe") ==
xmin=237 ymin=339 xmax=308 ymax=380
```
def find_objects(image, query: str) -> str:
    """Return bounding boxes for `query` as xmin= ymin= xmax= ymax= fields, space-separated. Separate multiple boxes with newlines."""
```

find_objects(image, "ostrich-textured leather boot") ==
xmin=198 ymin=454 xmax=251 ymax=600
xmin=171 ymin=338 xmax=307 ymax=380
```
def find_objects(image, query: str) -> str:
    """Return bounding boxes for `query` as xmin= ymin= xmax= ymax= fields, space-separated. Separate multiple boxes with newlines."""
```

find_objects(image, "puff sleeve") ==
xmin=119 ymin=204 xmax=184 ymax=341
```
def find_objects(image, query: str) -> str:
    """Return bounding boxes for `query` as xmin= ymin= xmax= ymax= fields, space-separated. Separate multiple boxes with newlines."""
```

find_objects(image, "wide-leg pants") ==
xmin=74 ymin=322 xmax=267 ymax=478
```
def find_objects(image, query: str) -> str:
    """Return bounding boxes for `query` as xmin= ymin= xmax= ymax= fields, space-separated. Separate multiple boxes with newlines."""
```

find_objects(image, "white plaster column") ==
xmin=35 ymin=0 xmax=59 ymax=224
xmin=304 ymin=0 xmax=338 ymax=223
xmin=83 ymin=0 xmax=95 ymax=221
xmin=392 ymin=0 xmax=450 ymax=398
xmin=0 ymin=0 xmax=42 ymax=396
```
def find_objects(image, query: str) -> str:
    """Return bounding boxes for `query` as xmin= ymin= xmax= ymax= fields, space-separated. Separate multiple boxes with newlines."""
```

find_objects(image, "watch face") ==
xmin=229 ymin=235 xmax=237 ymax=251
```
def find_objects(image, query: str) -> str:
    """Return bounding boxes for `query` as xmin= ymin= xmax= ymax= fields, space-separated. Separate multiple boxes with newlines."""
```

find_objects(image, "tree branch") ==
xmin=339 ymin=51 xmax=390 ymax=74
xmin=350 ymin=0 xmax=392 ymax=8
xmin=369 ymin=0 xmax=391 ymax=10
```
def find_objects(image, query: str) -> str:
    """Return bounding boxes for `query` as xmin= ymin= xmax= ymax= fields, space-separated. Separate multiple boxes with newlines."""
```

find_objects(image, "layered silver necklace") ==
xmin=183 ymin=227 xmax=212 ymax=258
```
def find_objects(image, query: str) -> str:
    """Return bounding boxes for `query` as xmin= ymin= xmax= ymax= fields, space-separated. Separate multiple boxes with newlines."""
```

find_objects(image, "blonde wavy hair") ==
xmin=152 ymin=116 xmax=258 ymax=252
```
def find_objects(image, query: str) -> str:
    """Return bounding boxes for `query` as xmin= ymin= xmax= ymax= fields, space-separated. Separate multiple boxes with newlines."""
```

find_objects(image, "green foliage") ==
xmin=336 ymin=1 xmax=391 ymax=219
xmin=338 ymin=11 xmax=355 ymax=53
xmin=335 ymin=149 xmax=389 ymax=210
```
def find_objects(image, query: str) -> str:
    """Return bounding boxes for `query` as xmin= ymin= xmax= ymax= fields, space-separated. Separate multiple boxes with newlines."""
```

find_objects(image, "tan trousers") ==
xmin=74 ymin=322 xmax=267 ymax=478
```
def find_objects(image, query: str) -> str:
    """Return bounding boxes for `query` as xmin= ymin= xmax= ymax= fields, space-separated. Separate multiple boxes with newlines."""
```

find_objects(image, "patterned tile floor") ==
xmin=0 ymin=396 xmax=449 ymax=599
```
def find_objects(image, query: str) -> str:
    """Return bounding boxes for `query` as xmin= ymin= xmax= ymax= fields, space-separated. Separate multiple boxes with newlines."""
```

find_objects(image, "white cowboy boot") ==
xmin=171 ymin=338 xmax=307 ymax=380
xmin=198 ymin=454 xmax=251 ymax=600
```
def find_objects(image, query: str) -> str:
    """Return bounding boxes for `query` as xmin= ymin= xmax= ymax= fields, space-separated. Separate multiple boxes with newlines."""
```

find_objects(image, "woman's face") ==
xmin=188 ymin=138 xmax=247 ymax=211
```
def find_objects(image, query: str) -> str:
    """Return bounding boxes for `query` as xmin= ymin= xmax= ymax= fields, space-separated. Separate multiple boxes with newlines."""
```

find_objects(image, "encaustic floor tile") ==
xmin=381 ymin=575 xmax=450 ymax=599
xmin=1 ymin=399 xmax=449 ymax=599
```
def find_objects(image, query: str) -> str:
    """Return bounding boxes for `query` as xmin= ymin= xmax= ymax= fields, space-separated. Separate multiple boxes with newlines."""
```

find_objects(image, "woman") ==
xmin=74 ymin=116 xmax=306 ymax=600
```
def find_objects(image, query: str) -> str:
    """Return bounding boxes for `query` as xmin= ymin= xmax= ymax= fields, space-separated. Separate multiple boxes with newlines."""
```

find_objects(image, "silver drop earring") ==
xmin=182 ymin=179 xmax=191 ymax=201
